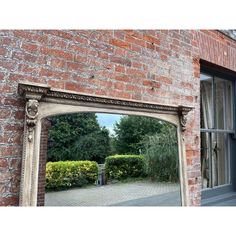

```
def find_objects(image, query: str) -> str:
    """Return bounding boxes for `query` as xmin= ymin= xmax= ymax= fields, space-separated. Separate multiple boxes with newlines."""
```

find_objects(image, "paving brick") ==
xmin=45 ymin=181 xmax=180 ymax=206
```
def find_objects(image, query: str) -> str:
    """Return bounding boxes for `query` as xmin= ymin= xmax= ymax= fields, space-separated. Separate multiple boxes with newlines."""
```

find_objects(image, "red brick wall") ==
xmin=196 ymin=30 xmax=236 ymax=71
xmin=0 ymin=30 xmax=236 ymax=206
xmin=37 ymin=118 xmax=51 ymax=206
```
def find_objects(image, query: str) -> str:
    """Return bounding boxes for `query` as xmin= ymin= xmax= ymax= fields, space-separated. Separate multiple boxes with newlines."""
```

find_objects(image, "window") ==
xmin=200 ymin=72 xmax=233 ymax=189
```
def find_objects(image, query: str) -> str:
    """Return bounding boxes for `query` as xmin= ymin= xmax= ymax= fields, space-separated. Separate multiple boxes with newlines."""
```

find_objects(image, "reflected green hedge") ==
xmin=46 ymin=161 xmax=98 ymax=190
xmin=143 ymin=127 xmax=179 ymax=182
xmin=105 ymin=155 xmax=145 ymax=181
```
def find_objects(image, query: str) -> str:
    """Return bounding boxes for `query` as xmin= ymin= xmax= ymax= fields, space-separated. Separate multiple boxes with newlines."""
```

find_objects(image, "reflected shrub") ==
xmin=105 ymin=155 xmax=145 ymax=181
xmin=46 ymin=161 xmax=98 ymax=190
xmin=143 ymin=125 xmax=179 ymax=182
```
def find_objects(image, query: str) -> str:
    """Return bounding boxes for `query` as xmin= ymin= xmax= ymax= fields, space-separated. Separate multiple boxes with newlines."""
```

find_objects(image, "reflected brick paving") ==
xmin=45 ymin=180 xmax=180 ymax=206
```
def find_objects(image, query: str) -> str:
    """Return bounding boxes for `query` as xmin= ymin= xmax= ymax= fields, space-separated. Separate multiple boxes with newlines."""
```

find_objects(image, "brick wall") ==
xmin=0 ymin=30 xmax=236 ymax=206
xmin=37 ymin=118 xmax=51 ymax=206
xmin=196 ymin=30 xmax=236 ymax=72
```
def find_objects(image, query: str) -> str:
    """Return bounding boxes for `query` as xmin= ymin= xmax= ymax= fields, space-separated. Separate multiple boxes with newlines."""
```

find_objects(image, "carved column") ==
xmin=178 ymin=105 xmax=191 ymax=206
xmin=18 ymin=83 xmax=50 ymax=206
xmin=19 ymin=100 xmax=39 ymax=206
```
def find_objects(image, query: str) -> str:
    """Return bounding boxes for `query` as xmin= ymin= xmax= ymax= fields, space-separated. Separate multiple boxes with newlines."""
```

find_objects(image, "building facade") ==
xmin=0 ymin=30 xmax=236 ymax=206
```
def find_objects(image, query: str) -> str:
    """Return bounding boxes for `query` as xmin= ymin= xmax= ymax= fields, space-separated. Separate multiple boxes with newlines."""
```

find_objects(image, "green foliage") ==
xmin=105 ymin=155 xmax=145 ymax=181
xmin=112 ymin=115 xmax=164 ymax=154
xmin=72 ymin=128 xmax=111 ymax=163
xmin=143 ymin=124 xmax=179 ymax=182
xmin=47 ymin=113 xmax=111 ymax=163
xmin=46 ymin=161 xmax=98 ymax=190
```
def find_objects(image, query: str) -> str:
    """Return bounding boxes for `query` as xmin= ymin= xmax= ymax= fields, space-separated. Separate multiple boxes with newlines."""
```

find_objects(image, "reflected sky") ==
xmin=96 ymin=113 xmax=122 ymax=135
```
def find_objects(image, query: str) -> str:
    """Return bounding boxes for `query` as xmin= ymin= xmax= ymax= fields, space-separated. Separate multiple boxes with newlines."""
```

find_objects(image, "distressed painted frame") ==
xmin=18 ymin=82 xmax=193 ymax=206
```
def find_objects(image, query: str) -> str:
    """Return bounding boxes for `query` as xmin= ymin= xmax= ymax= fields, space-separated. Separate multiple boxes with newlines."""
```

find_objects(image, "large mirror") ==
xmin=43 ymin=112 xmax=181 ymax=206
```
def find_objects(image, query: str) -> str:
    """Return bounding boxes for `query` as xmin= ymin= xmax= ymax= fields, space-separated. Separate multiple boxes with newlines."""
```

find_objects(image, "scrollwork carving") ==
xmin=180 ymin=114 xmax=187 ymax=132
xmin=178 ymin=106 xmax=189 ymax=132
xmin=25 ymin=100 xmax=39 ymax=142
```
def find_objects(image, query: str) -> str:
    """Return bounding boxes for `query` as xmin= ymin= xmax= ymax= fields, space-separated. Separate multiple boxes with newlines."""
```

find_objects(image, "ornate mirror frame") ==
xmin=18 ymin=82 xmax=193 ymax=206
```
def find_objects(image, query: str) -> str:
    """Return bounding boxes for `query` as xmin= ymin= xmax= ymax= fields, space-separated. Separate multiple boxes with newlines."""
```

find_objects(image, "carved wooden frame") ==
xmin=18 ymin=82 xmax=193 ymax=206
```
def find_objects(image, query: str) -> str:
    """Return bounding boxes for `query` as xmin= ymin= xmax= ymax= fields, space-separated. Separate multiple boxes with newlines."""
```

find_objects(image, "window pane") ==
xmin=201 ymin=132 xmax=210 ymax=189
xmin=215 ymin=78 xmax=224 ymax=129
xmin=215 ymin=78 xmax=233 ymax=130
xmin=200 ymin=73 xmax=213 ymax=129
xmin=211 ymin=133 xmax=230 ymax=187
xmin=201 ymin=132 xmax=231 ymax=189
xmin=200 ymin=72 xmax=232 ymax=190
xmin=225 ymin=81 xmax=233 ymax=130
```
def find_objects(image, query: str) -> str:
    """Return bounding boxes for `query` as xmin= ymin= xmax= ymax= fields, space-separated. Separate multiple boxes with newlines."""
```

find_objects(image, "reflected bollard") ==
xmin=97 ymin=164 xmax=106 ymax=186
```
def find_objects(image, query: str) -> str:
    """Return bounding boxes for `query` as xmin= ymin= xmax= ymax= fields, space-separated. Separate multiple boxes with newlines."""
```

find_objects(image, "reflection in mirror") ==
xmin=43 ymin=112 xmax=181 ymax=206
